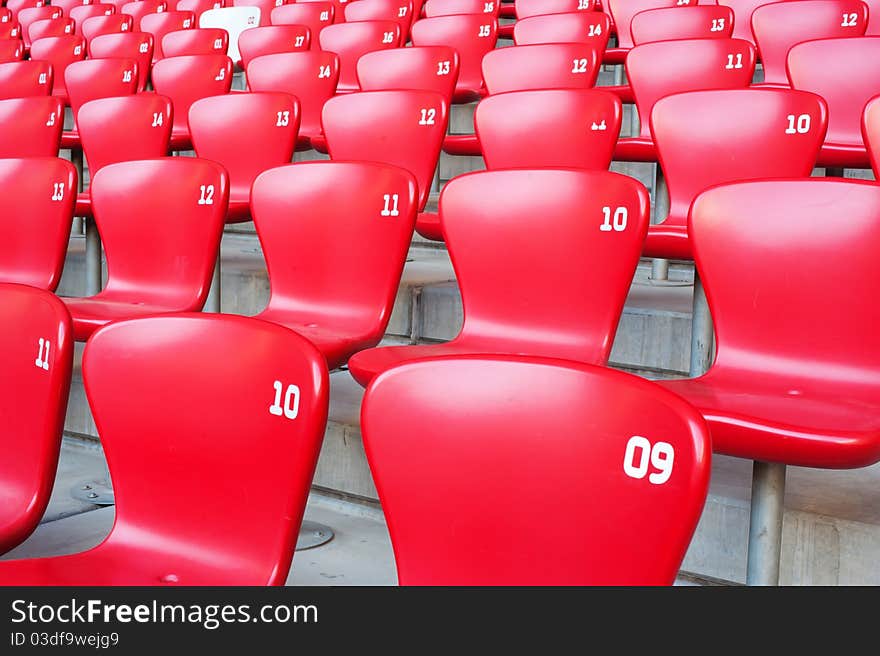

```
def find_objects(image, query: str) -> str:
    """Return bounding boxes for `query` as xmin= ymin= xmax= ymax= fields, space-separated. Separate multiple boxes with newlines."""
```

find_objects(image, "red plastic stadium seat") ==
xmin=80 ymin=14 xmax=134 ymax=41
xmin=349 ymin=168 xmax=650 ymax=386
xmin=787 ymin=36 xmax=880 ymax=169
xmin=631 ymin=5 xmax=733 ymax=44
xmin=0 ymin=283 xmax=73 ymax=556
xmin=604 ymin=0 xmax=684 ymax=63
xmin=475 ymin=89 xmax=622 ymax=169
xmin=615 ymin=38 xmax=756 ymax=163
xmin=410 ymin=14 xmax=496 ymax=102
xmin=233 ymin=0 xmax=287 ymax=26
xmin=0 ymin=312 xmax=329 ymax=585
xmin=361 ymin=355 xmax=711 ymax=585
xmin=0 ymin=97 xmax=62 ymax=156
xmin=6 ymin=0 xmax=47 ymax=18
xmin=237 ymin=23 xmax=310 ymax=68
xmin=250 ymin=161 xmax=416 ymax=369
xmin=120 ymin=0 xmax=169 ymax=31
xmin=299 ymin=0 xmax=349 ymax=24
xmin=0 ymin=159 xmax=76 ymax=290
xmin=27 ymin=17 xmax=75 ymax=46
xmin=62 ymin=57 xmax=139 ymax=149
xmin=497 ymin=0 xmax=593 ymax=38
xmin=718 ymin=0 xmax=779 ymax=45
xmin=176 ymin=0 xmax=226 ymax=20
xmin=161 ymin=27 xmax=229 ymax=55
xmin=51 ymin=0 xmax=89 ymax=14
xmin=17 ymin=6 xmax=62 ymax=48
xmin=423 ymin=0 xmax=501 ymax=17
xmin=344 ymin=0 xmax=414 ymax=39
xmin=150 ymin=53 xmax=233 ymax=149
xmin=862 ymin=94 xmax=880 ymax=171
xmin=482 ymin=42 xmax=601 ymax=93
xmin=356 ymin=45 xmax=460 ymax=103
xmin=513 ymin=11 xmax=611 ymax=55
xmin=647 ymin=88 xmax=826 ymax=260
xmin=0 ymin=60 xmax=52 ymax=99
xmin=0 ymin=22 xmax=21 ymax=41
xmin=0 ymin=40 xmax=24 ymax=63
xmin=319 ymin=20 xmax=400 ymax=92
xmin=141 ymin=9 xmax=196 ymax=59
xmin=76 ymin=94 xmax=173 ymax=216
xmin=270 ymin=2 xmax=334 ymax=42
xmin=70 ymin=5 xmax=119 ymax=38
xmin=751 ymin=0 xmax=867 ymax=87
xmin=246 ymin=50 xmax=339 ymax=149
xmin=61 ymin=158 xmax=228 ymax=341
xmin=87 ymin=32 xmax=153 ymax=90
xmin=189 ymin=92 xmax=299 ymax=222
xmin=29 ymin=35 xmax=86 ymax=103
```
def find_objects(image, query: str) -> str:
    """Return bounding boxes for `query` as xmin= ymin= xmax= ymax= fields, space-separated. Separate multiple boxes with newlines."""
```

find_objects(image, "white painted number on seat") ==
xmin=295 ymin=35 xmax=305 ymax=47
xmin=600 ymin=206 xmax=627 ymax=232
xmin=151 ymin=112 xmax=163 ymax=127
xmin=436 ymin=60 xmax=450 ymax=75
xmin=478 ymin=24 xmax=491 ymax=37
xmin=198 ymin=184 xmax=214 ymax=205
xmin=122 ymin=69 xmax=133 ymax=83
xmin=269 ymin=380 xmax=300 ymax=419
xmin=591 ymin=119 xmax=606 ymax=131
xmin=578 ymin=0 xmax=590 ymax=9
xmin=571 ymin=58 xmax=588 ymax=73
xmin=785 ymin=114 xmax=811 ymax=134
xmin=483 ymin=1 xmax=494 ymax=12
xmin=710 ymin=18 xmax=725 ymax=32
xmin=320 ymin=10 xmax=330 ymax=21
xmin=399 ymin=6 xmax=408 ymax=16
xmin=46 ymin=113 xmax=55 ymax=127
xmin=588 ymin=23 xmax=602 ymax=36
xmin=213 ymin=37 xmax=223 ymax=49
xmin=623 ymin=436 xmax=675 ymax=485
xmin=51 ymin=182 xmax=64 ymax=201
xmin=382 ymin=31 xmax=395 ymax=43
xmin=318 ymin=64 xmax=331 ymax=78
xmin=34 ymin=338 xmax=50 ymax=371
xmin=841 ymin=12 xmax=858 ymax=26
xmin=139 ymin=42 xmax=149 ymax=53
xmin=381 ymin=193 xmax=399 ymax=217
xmin=725 ymin=52 xmax=743 ymax=69
xmin=39 ymin=73 xmax=48 ymax=85
xmin=215 ymin=68 xmax=226 ymax=81
xmin=418 ymin=108 xmax=436 ymax=125
xmin=276 ymin=110 xmax=290 ymax=126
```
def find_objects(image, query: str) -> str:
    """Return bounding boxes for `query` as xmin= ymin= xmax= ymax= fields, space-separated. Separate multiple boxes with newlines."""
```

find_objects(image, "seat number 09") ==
xmin=623 ymin=436 xmax=674 ymax=485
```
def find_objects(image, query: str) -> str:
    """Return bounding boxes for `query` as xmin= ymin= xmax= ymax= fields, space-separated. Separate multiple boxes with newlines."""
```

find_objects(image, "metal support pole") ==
xmin=85 ymin=218 xmax=102 ymax=296
xmin=613 ymin=63 xmax=624 ymax=86
xmin=204 ymin=252 xmax=221 ymax=313
xmin=71 ymin=148 xmax=84 ymax=235
xmin=746 ymin=461 xmax=787 ymax=586
xmin=651 ymin=165 xmax=670 ymax=282
xmin=689 ymin=271 xmax=714 ymax=376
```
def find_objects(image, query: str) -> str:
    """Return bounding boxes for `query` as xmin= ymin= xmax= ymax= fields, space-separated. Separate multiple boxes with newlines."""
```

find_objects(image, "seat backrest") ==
xmin=91 ymin=158 xmax=228 ymax=307
xmin=161 ymin=26 xmax=229 ymax=55
xmin=410 ymin=14 xmax=496 ymax=94
xmin=198 ymin=6 xmax=260 ymax=64
xmin=482 ymin=42 xmax=601 ymax=94
xmin=150 ymin=53 xmax=233 ymax=136
xmin=246 ymin=50 xmax=338 ymax=138
xmin=322 ymin=89 xmax=447 ymax=211
xmin=176 ymin=0 xmax=226 ymax=20
xmin=82 ymin=313 xmax=329 ymax=584
xmin=627 ymin=38 xmax=756 ymax=141
xmin=80 ymin=14 xmax=134 ymax=41
xmin=651 ymin=88 xmax=827 ymax=226
xmin=64 ymin=57 xmax=139 ymax=122
xmin=29 ymin=35 xmax=85 ymax=98
xmin=79 ymin=94 xmax=172 ymax=174
xmin=71 ymin=5 xmax=119 ymax=37
xmin=0 ymin=60 xmax=52 ymax=99
xmin=0 ymin=158 xmax=75 ymax=290
xmin=270 ymin=2 xmax=334 ymax=40
xmin=51 ymin=0 xmax=90 ymax=14
xmin=631 ymin=5 xmax=734 ymax=44
xmin=141 ymin=9 xmax=196 ymax=59
xmin=18 ymin=6 xmax=62 ymax=46
xmin=356 ymin=45 xmax=459 ymax=103
xmin=475 ymin=89 xmax=621 ymax=170
xmin=718 ymin=0 xmax=783 ymax=44
xmin=120 ymin=0 xmax=168 ymax=31
xmin=0 ymin=282 xmax=73 ymax=555
xmin=690 ymin=178 xmax=880 ymax=387
xmin=237 ymin=23 xmax=310 ymax=68
xmin=0 ymin=40 xmax=23 ymax=64
xmin=344 ymin=0 xmax=413 ymax=37
xmin=605 ymin=0 xmax=684 ymax=50
xmin=362 ymin=355 xmax=711 ymax=585
xmin=27 ymin=17 xmax=75 ymax=45
xmin=318 ymin=20 xmax=400 ymax=91
xmin=6 ymin=0 xmax=46 ymax=17
xmin=787 ymin=36 xmax=880 ymax=148
xmin=0 ymin=96 xmax=63 ymax=156
xmin=862 ymin=94 xmax=880 ymax=173
xmin=423 ymin=0 xmax=500 ymax=17
xmin=251 ymin=160 xmax=417 ymax=338
xmin=0 ymin=21 xmax=21 ymax=41
xmin=515 ymin=0 xmax=596 ymax=18
xmin=232 ymin=0 xmax=279 ymax=26
xmin=189 ymin=91 xmax=299 ymax=201
xmin=513 ymin=11 xmax=611 ymax=50
xmin=300 ymin=0 xmax=350 ymax=24
xmin=752 ymin=0 xmax=867 ymax=85
xmin=87 ymin=31 xmax=153 ymax=90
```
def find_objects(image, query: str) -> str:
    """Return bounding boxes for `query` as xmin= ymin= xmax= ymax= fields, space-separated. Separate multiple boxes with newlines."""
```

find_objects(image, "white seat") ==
xmin=198 ymin=6 xmax=260 ymax=67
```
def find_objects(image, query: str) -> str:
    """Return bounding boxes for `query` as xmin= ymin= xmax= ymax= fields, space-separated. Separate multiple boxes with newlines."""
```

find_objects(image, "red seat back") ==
xmin=718 ymin=0 xmax=782 ymax=44
xmin=627 ymin=38 xmax=756 ymax=141
xmin=410 ymin=14 xmax=496 ymax=95
xmin=476 ymin=89 xmax=622 ymax=170
xmin=512 ymin=11 xmax=610 ymax=50
xmin=751 ymin=0 xmax=867 ymax=85
xmin=0 ymin=22 xmax=22 ymax=40
xmin=0 ymin=60 xmax=52 ymax=99
xmin=90 ymin=158 xmax=228 ymax=308
xmin=29 ymin=34 xmax=86 ymax=98
xmin=482 ymin=42 xmax=601 ymax=94
xmin=423 ymin=0 xmax=501 ymax=17
xmin=0 ymin=96 xmax=63 ymax=156
xmin=27 ymin=17 xmax=75 ymax=45
xmin=6 ymin=0 xmax=47 ymax=18
xmin=87 ymin=31 xmax=153 ymax=90
xmin=322 ymin=89 xmax=447 ymax=210
xmin=319 ymin=20 xmax=400 ymax=91
xmin=70 ymin=5 xmax=118 ymax=37
xmin=300 ymin=0 xmax=350 ymax=24
xmin=161 ymin=26 xmax=228 ymax=55
xmin=176 ymin=0 xmax=226 ymax=20
xmin=515 ymin=0 xmax=596 ymax=18
xmin=79 ymin=94 xmax=172 ymax=174
xmin=141 ymin=9 xmax=196 ymax=59
xmin=362 ymin=355 xmax=711 ymax=585
xmin=237 ymin=23 xmax=310 ymax=68
xmin=246 ymin=50 xmax=338 ymax=139
xmin=232 ymin=0 xmax=284 ymax=26
xmin=651 ymin=88 xmax=827 ymax=227
xmin=0 ymin=40 xmax=24 ymax=64
xmin=189 ymin=91 xmax=299 ymax=203
xmin=251 ymin=161 xmax=417 ymax=342
xmin=150 ymin=53 xmax=233 ymax=137
xmin=356 ymin=45 xmax=459 ymax=103
xmin=80 ymin=14 xmax=134 ymax=41
xmin=0 ymin=283 xmax=73 ymax=555
xmin=344 ymin=0 xmax=413 ymax=37
xmin=120 ymin=0 xmax=169 ymax=31
xmin=270 ymin=2 xmax=333 ymax=41
xmin=82 ymin=313 xmax=329 ymax=584
xmin=631 ymin=5 xmax=734 ymax=44
xmin=64 ymin=57 xmax=139 ymax=122
xmin=862 ymin=94 xmax=880 ymax=172
xmin=51 ymin=0 xmax=89 ymax=14
xmin=605 ymin=0 xmax=684 ymax=50
xmin=17 ymin=6 xmax=62 ymax=46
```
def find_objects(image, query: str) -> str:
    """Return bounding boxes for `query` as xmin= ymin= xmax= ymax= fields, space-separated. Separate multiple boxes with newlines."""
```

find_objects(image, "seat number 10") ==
xmin=600 ymin=206 xmax=627 ymax=232
xmin=269 ymin=380 xmax=300 ymax=419
xmin=785 ymin=114 xmax=811 ymax=134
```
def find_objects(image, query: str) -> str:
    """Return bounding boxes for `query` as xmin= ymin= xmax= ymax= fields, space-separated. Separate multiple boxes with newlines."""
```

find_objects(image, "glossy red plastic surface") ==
xmin=270 ymin=2 xmax=334 ymax=41
xmin=28 ymin=34 xmax=85 ymax=101
xmin=0 ymin=312 xmax=329 ymax=584
xmin=513 ymin=11 xmax=611 ymax=53
xmin=323 ymin=89 xmax=446 ymax=213
xmin=237 ymin=23 xmax=310 ymax=68
xmin=362 ymin=355 xmax=711 ymax=585
xmin=0 ymin=60 xmax=53 ymax=99
xmin=605 ymin=0 xmax=682 ymax=54
xmin=300 ymin=0 xmax=349 ymax=24
xmin=18 ymin=6 xmax=62 ymax=47
xmin=62 ymin=158 xmax=229 ymax=341
xmin=410 ymin=14 xmax=496 ymax=101
xmin=482 ymin=42 xmax=601 ymax=94
xmin=751 ymin=0 xmax=867 ymax=86
xmin=141 ymin=9 xmax=196 ymax=59
xmin=232 ymin=0 xmax=284 ymax=26
xmin=87 ymin=31 xmax=153 ymax=90
xmin=631 ymin=5 xmax=733 ymax=44
xmin=120 ymin=0 xmax=168 ymax=30
xmin=0 ymin=39 xmax=24 ymax=63
xmin=350 ymin=168 xmax=650 ymax=386
xmin=27 ymin=17 xmax=74 ymax=45
xmin=0 ymin=283 xmax=72 ymax=556
xmin=647 ymin=88 xmax=826 ymax=260
xmin=423 ymin=0 xmax=501 ymax=16
xmin=660 ymin=179 xmax=880 ymax=468
xmin=6 ymin=0 xmax=47 ymax=18
xmin=246 ymin=50 xmax=339 ymax=147
xmin=515 ymin=0 xmax=596 ymax=18
xmin=51 ymin=0 xmax=90 ymax=14
xmin=161 ymin=26 xmax=228 ymax=55
xmin=71 ymin=5 xmax=119 ymax=37
xmin=616 ymin=38 xmax=755 ymax=162
xmin=64 ymin=56 xmax=138 ymax=121
xmin=787 ymin=36 xmax=880 ymax=168
xmin=318 ymin=20 xmax=399 ymax=91
xmin=0 ymin=96 xmax=62 ymax=156
xmin=150 ymin=53 xmax=233 ymax=148
xmin=251 ymin=161 xmax=417 ymax=370
xmin=475 ymin=88 xmax=621 ymax=169
xmin=356 ymin=45 xmax=460 ymax=102
xmin=177 ymin=0 xmax=226 ymax=19
xmin=862 ymin=94 xmax=880 ymax=173
xmin=190 ymin=91 xmax=299 ymax=221
xmin=80 ymin=14 xmax=134 ymax=41
xmin=0 ymin=22 xmax=21 ymax=41
xmin=344 ymin=0 xmax=413 ymax=37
